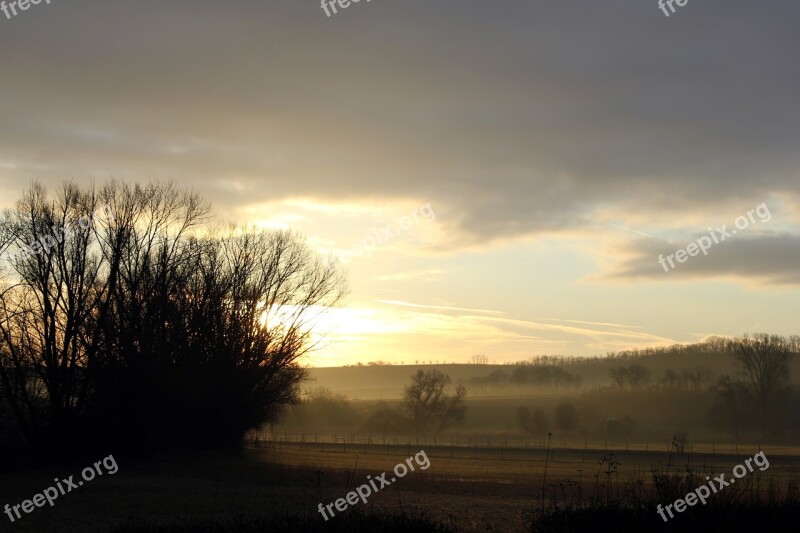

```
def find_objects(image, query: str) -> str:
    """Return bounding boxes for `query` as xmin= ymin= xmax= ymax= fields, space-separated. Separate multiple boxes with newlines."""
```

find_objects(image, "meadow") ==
xmin=2 ymin=439 xmax=798 ymax=532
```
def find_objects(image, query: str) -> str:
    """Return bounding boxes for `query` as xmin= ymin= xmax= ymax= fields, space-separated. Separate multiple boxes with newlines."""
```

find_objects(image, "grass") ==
xmin=528 ymin=450 xmax=800 ymax=532
xmin=2 ymin=444 xmax=799 ymax=531
xmin=112 ymin=507 xmax=455 ymax=532
xmin=530 ymin=502 xmax=800 ymax=533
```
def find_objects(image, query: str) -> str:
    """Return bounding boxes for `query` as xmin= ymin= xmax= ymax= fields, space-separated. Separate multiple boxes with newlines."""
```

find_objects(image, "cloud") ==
xmin=373 ymin=269 xmax=444 ymax=282
xmin=602 ymin=233 xmax=800 ymax=285
xmin=377 ymin=300 xmax=504 ymax=315
xmin=1 ymin=1 xmax=798 ymax=251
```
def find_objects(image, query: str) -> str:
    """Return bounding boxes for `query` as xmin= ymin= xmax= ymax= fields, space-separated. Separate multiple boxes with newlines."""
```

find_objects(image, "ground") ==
xmin=1 ymin=441 xmax=799 ymax=532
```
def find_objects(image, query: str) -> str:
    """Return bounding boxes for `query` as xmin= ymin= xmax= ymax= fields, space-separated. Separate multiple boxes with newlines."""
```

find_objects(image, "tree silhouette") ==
xmin=0 ymin=181 xmax=347 ymax=456
xmin=728 ymin=333 xmax=791 ymax=435
xmin=401 ymin=369 xmax=467 ymax=435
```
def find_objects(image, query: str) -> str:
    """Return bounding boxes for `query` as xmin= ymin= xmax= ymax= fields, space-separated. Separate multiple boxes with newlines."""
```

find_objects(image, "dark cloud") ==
xmin=605 ymin=233 xmax=800 ymax=285
xmin=1 ymin=0 xmax=799 ymax=247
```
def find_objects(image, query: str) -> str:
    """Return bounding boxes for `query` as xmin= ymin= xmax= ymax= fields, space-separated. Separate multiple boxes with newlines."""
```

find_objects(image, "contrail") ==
xmin=608 ymin=224 xmax=655 ymax=238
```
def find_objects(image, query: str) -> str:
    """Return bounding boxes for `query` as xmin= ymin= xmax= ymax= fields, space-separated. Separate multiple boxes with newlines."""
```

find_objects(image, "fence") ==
xmin=244 ymin=429 xmax=774 ymax=461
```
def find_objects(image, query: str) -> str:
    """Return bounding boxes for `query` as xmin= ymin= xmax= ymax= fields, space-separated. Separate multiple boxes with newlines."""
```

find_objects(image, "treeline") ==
xmin=607 ymin=364 xmax=714 ymax=390
xmin=503 ymin=336 xmax=799 ymax=368
xmin=605 ymin=335 xmax=800 ymax=360
xmin=470 ymin=365 xmax=582 ymax=389
xmin=0 ymin=182 xmax=346 ymax=458
xmin=608 ymin=334 xmax=798 ymax=438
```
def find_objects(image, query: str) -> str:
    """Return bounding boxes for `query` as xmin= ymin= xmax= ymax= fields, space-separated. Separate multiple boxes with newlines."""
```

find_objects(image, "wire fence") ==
xmin=244 ymin=429 xmax=778 ymax=461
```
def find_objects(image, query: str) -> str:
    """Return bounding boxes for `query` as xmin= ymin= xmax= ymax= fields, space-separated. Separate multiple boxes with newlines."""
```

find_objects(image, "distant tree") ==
xmin=471 ymin=354 xmax=489 ymax=365
xmin=360 ymin=402 xmax=411 ymax=435
xmin=609 ymin=366 xmax=628 ymax=388
xmin=728 ymin=333 xmax=792 ymax=434
xmin=788 ymin=334 xmax=800 ymax=353
xmin=401 ymin=370 xmax=467 ymax=434
xmin=626 ymin=364 xmax=651 ymax=388
xmin=516 ymin=406 xmax=549 ymax=435
xmin=681 ymin=366 xmax=714 ymax=390
xmin=555 ymin=403 xmax=578 ymax=432
xmin=306 ymin=386 xmax=346 ymax=404
xmin=708 ymin=376 xmax=752 ymax=438
xmin=509 ymin=365 xmax=581 ymax=388
xmin=297 ymin=387 xmax=356 ymax=430
xmin=609 ymin=364 xmax=650 ymax=389
xmin=661 ymin=369 xmax=678 ymax=387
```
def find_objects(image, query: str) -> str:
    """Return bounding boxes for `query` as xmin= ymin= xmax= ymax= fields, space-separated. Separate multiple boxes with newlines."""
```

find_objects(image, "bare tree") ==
xmin=470 ymin=354 xmax=488 ymax=365
xmin=609 ymin=366 xmax=628 ymax=388
xmin=401 ymin=369 xmax=467 ymax=435
xmin=0 ymin=181 xmax=348 ymax=454
xmin=0 ymin=183 xmax=114 ymax=451
xmin=626 ymin=364 xmax=651 ymax=388
xmin=681 ymin=366 xmax=714 ymax=391
xmin=609 ymin=364 xmax=650 ymax=389
xmin=306 ymin=386 xmax=346 ymax=404
xmin=708 ymin=376 xmax=752 ymax=438
xmin=660 ymin=368 xmax=678 ymax=388
xmin=728 ymin=333 xmax=791 ymax=433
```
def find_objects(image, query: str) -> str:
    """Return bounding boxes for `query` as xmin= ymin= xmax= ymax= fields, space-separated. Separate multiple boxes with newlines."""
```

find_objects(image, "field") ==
xmin=2 ymin=440 xmax=799 ymax=532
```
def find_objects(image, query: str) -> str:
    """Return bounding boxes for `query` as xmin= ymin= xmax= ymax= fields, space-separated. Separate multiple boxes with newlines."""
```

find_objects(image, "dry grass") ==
xmin=1 ymin=443 xmax=798 ymax=532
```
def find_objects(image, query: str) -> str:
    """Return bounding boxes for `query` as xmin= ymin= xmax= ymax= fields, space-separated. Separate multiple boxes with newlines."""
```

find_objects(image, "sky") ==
xmin=1 ymin=1 xmax=799 ymax=366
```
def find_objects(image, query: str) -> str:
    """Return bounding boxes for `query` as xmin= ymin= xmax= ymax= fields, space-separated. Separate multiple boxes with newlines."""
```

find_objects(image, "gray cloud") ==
xmin=1 ymin=0 xmax=799 ymax=247
xmin=605 ymin=233 xmax=800 ymax=285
